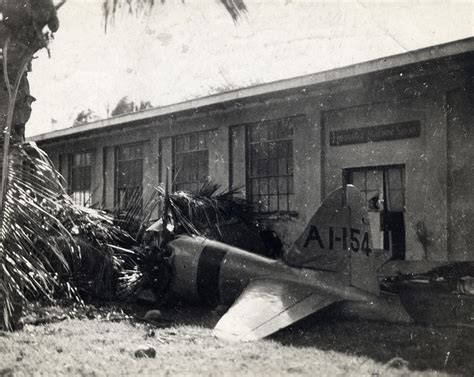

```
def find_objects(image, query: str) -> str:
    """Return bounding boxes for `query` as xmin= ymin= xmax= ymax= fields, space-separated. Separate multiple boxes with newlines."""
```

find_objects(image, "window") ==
xmin=173 ymin=131 xmax=209 ymax=192
xmin=68 ymin=151 xmax=92 ymax=207
xmin=248 ymin=117 xmax=295 ymax=213
xmin=115 ymin=143 xmax=143 ymax=210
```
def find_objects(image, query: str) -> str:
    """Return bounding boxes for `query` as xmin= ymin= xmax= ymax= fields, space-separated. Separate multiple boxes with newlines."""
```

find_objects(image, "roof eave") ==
xmin=29 ymin=37 xmax=474 ymax=143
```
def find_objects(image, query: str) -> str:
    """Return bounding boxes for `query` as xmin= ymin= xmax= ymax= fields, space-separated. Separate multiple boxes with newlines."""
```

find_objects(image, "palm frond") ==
xmin=0 ymin=1 xmax=145 ymax=328
xmin=51 ymin=196 xmax=137 ymax=301
xmin=0 ymin=142 xmax=79 ymax=329
xmin=102 ymin=0 xmax=247 ymax=31
xmin=112 ymin=188 xmax=161 ymax=240
xmin=157 ymin=181 xmax=254 ymax=238
xmin=0 ymin=139 xmax=140 ymax=328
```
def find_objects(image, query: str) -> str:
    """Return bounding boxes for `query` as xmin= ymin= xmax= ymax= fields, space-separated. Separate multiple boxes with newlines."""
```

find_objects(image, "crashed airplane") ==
xmin=152 ymin=185 xmax=412 ymax=341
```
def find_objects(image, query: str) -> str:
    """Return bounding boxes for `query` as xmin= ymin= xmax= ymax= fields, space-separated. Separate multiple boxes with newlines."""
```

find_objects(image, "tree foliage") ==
xmin=73 ymin=108 xmax=100 ymax=126
xmin=110 ymin=97 xmax=153 ymax=117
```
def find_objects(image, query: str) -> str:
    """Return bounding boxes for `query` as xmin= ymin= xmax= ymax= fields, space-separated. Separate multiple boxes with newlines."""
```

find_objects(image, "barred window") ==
xmin=115 ymin=143 xmax=143 ymax=210
xmin=173 ymin=131 xmax=209 ymax=192
xmin=68 ymin=151 xmax=92 ymax=207
xmin=248 ymin=118 xmax=294 ymax=213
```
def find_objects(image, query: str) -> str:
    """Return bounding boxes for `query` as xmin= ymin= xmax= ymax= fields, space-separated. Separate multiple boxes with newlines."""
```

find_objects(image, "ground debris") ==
xmin=0 ymin=368 xmax=14 ymax=377
xmin=19 ymin=302 xmax=134 ymax=327
xmin=134 ymin=344 xmax=156 ymax=358
xmin=384 ymin=357 xmax=409 ymax=369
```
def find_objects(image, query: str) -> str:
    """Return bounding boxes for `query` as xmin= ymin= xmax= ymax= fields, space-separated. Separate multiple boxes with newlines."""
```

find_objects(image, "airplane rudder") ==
xmin=284 ymin=185 xmax=359 ymax=272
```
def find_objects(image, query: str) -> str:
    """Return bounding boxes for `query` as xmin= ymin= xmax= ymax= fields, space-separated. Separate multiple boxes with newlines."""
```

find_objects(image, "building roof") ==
xmin=29 ymin=37 xmax=474 ymax=144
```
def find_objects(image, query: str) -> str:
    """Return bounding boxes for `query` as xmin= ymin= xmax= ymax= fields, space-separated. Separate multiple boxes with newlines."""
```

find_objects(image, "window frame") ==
xmin=114 ymin=142 xmax=144 ymax=211
xmin=172 ymin=130 xmax=210 ymax=193
xmin=245 ymin=116 xmax=297 ymax=214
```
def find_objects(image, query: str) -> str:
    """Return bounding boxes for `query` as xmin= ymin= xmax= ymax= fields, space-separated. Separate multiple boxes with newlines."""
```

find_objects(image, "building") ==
xmin=30 ymin=38 xmax=474 ymax=264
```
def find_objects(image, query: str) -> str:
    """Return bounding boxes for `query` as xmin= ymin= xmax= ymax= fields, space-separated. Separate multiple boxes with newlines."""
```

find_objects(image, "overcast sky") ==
xmin=27 ymin=0 xmax=473 ymax=137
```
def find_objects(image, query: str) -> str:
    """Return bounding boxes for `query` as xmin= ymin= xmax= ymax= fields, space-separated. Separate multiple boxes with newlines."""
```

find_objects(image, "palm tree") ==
xmin=0 ymin=0 xmax=248 ymax=329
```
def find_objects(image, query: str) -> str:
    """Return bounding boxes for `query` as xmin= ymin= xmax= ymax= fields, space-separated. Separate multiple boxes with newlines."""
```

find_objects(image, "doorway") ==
xmin=344 ymin=165 xmax=406 ymax=259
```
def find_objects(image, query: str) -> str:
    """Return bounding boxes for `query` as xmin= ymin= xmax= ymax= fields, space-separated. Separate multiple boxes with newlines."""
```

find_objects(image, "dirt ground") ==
xmin=0 ymin=304 xmax=473 ymax=377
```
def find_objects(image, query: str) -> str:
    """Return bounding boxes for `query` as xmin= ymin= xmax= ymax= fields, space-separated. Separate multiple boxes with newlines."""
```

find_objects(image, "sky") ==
xmin=27 ymin=0 xmax=473 ymax=137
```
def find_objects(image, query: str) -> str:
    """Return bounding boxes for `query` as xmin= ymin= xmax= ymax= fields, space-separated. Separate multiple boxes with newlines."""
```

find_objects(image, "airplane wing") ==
xmin=214 ymin=279 xmax=337 ymax=341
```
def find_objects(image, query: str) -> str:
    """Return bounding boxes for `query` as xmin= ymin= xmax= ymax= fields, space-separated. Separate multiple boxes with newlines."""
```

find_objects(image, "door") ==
xmin=344 ymin=165 xmax=406 ymax=259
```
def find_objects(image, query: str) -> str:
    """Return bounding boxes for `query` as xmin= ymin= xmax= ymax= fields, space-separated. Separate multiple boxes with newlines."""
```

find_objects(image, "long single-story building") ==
xmin=30 ymin=37 xmax=474 ymax=264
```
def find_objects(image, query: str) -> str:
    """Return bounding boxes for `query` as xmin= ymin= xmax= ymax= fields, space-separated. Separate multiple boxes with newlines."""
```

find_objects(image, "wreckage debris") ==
xmin=385 ymin=262 xmax=474 ymax=327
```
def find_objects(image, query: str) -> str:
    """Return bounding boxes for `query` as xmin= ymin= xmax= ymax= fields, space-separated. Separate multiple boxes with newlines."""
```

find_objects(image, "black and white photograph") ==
xmin=0 ymin=0 xmax=473 ymax=375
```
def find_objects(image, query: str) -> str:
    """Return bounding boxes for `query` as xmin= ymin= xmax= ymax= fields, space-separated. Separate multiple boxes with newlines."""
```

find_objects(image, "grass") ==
xmin=0 ymin=303 xmax=472 ymax=376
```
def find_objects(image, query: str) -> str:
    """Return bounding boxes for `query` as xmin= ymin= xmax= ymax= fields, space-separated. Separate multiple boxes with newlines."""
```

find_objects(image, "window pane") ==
xmin=258 ymin=159 xmax=268 ymax=176
xmin=258 ymin=196 xmax=269 ymax=212
xmin=259 ymin=178 xmax=268 ymax=195
xmin=268 ymin=158 xmax=278 ymax=176
xmin=251 ymin=179 xmax=259 ymax=195
xmin=278 ymin=177 xmax=288 ymax=194
xmin=278 ymin=158 xmax=287 ymax=175
xmin=269 ymin=195 xmax=278 ymax=212
xmin=189 ymin=134 xmax=197 ymax=151
xmin=278 ymin=195 xmax=288 ymax=212
xmin=288 ymin=178 xmax=294 ymax=194
xmin=268 ymin=142 xmax=278 ymax=158
xmin=269 ymin=177 xmax=278 ymax=194
xmin=287 ymin=159 xmax=294 ymax=175
xmin=277 ymin=140 xmax=288 ymax=158
xmin=250 ymin=160 xmax=258 ymax=177
xmin=288 ymin=194 xmax=295 ymax=211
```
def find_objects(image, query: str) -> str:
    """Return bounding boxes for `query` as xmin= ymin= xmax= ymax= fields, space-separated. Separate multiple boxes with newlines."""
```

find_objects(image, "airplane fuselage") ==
xmin=166 ymin=235 xmax=376 ymax=308
xmin=160 ymin=185 xmax=412 ymax=340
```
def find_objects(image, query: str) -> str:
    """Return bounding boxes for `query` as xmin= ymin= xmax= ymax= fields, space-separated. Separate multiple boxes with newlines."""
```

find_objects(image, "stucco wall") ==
xmin=37 ymin=63 xmax=473 ymax=261
xmin=321 ymin=98 xmax=441 ymax=260
xmin=447 ymin=84 xmax=474 ymax=260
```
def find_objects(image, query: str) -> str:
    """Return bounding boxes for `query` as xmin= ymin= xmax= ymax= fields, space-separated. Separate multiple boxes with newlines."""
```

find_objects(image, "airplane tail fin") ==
xmin=284 ymin=185 xmax=389 ymax=295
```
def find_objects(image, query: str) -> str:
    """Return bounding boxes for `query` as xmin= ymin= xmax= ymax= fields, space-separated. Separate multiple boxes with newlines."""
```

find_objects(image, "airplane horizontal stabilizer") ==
xmin=214 ymin=279 xmax=337 ymax=341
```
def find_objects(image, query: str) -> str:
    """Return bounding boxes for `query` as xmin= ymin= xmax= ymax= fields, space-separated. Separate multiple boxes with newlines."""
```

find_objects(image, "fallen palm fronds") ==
xmin=0 ymin=140 xmax=138 ymax=329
